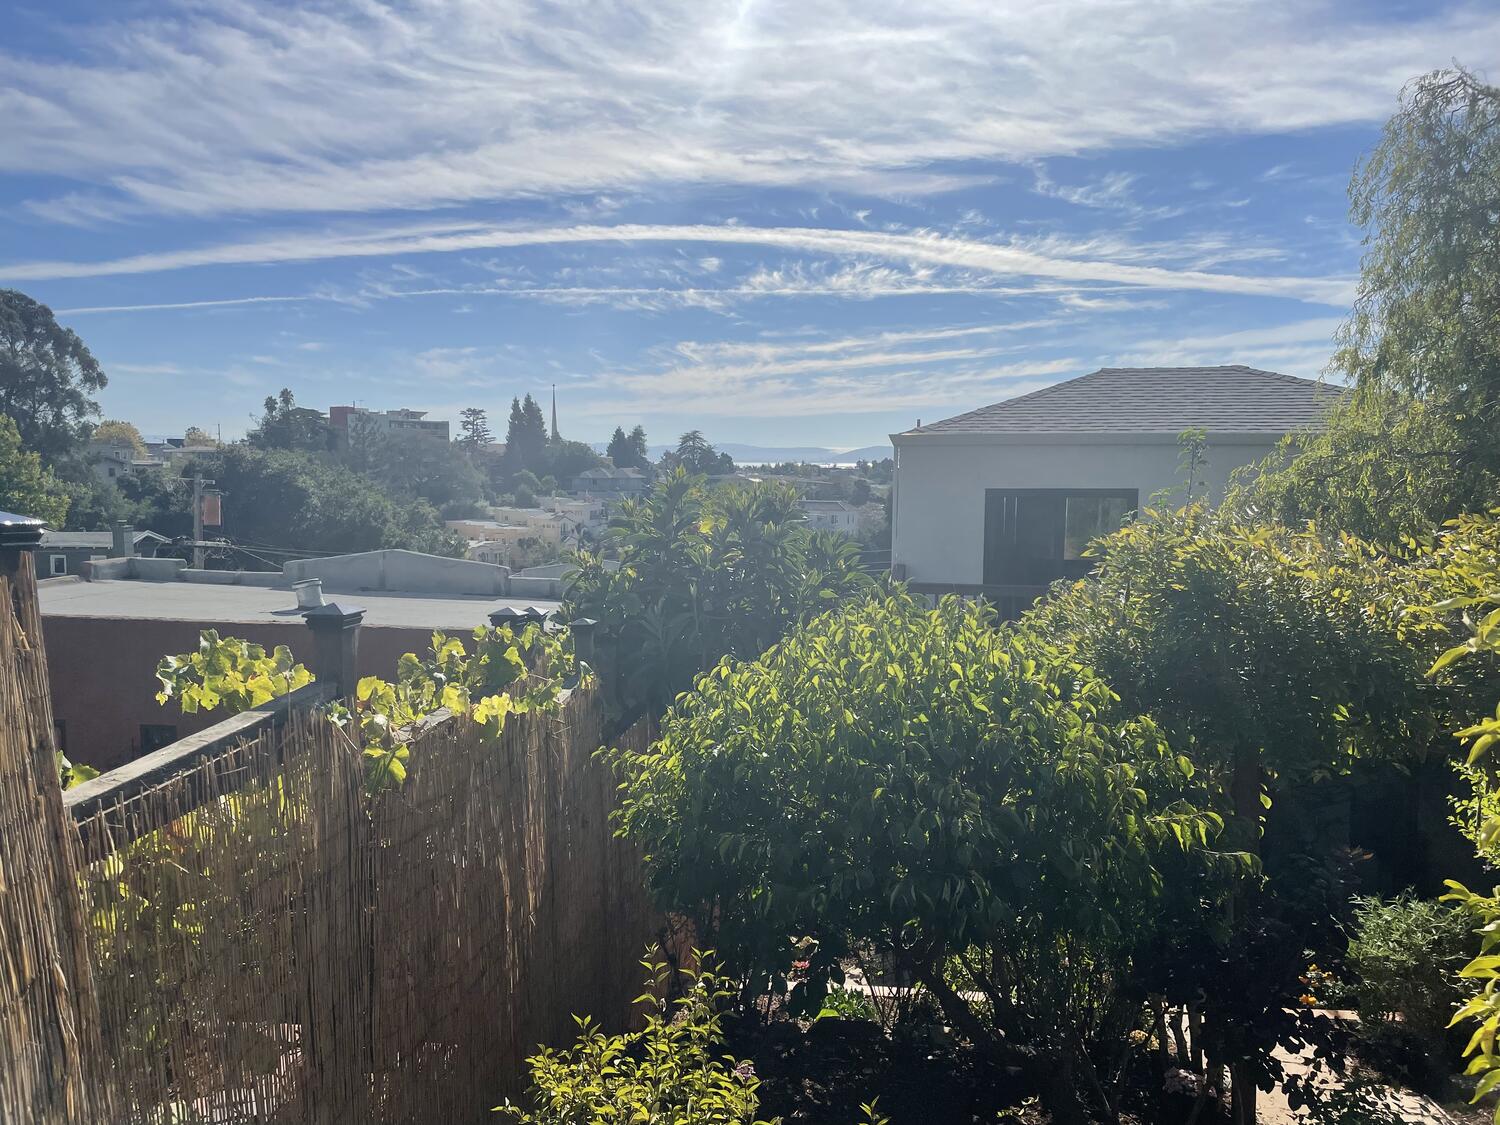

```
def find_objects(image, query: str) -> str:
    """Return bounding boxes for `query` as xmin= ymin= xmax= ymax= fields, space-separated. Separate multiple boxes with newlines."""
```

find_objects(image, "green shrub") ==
xmin=564 ymin=469 xmax=871 ymax=712
xmin=608 ymin=592 xmax=1226 ymax=1124
xmin=816 ymin=986 xmax=877 ymax=1023
xmin=496 ymin=958 xmax=771 ymax=1125
xmin=1347 ymin=894 xmax=1472 ymax=1042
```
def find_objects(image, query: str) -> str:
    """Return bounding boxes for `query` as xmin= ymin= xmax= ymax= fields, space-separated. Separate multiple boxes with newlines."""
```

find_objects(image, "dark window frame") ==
xmin=983 ymin=487 xmax=1138 ymax=587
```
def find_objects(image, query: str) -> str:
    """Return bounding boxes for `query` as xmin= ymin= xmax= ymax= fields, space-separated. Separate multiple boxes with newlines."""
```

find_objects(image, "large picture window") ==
xmin=984 ymin=488 xmax=1137 ymax=587
xmin=1064 ymin=494 xmax=1133 ymax=560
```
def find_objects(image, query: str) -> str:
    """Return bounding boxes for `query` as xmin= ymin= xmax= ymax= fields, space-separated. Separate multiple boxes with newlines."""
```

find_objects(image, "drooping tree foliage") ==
xmin=608 ymin=592 xmax=1227 ymax=1124
xmin=1237 ymin=68 xmax=1500 ymax=542
xmin=565 ymin=469 xmax=871 ymax=713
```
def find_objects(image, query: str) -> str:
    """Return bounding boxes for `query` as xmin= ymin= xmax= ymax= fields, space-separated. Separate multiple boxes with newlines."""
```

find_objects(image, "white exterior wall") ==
xmin=806 ymin=509 xmax=859 ymax=535
xmin=891 ymin=434 xmax=1279 ymax=587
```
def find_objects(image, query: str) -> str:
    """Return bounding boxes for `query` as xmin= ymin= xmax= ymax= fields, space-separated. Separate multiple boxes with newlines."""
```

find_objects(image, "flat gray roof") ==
xmin=39 ymin=579 xmax=560 ymax=630
xmin=41 ymin=530 xmax=170 ymax=549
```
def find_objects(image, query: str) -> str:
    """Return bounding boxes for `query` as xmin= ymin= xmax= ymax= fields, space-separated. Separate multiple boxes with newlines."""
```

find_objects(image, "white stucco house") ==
xmin=890 ymin=365 xmax=1340 ymax=610
xmin=798 ymin=499 xmax=860 ymax=536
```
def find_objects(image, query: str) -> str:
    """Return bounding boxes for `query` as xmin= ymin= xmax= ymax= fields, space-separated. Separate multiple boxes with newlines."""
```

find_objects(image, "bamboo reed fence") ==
xmin=0 ymin=547 xmax=105 ymax=1124
xmin=66 ymin=687 xmax=661 ymax=1124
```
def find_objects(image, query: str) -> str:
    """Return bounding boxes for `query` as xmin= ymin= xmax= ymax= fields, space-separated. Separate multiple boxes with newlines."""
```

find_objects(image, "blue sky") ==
xmin=2 ymin=1 xmax=1495 ymax=450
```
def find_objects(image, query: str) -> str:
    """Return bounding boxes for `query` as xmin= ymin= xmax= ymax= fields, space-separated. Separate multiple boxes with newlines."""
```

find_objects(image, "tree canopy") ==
xmin=606 ymin=424 xmax=650 ymax=469
xmin=0 ymin=413 xmax=71 ymax=526
xmin=247 ymin=388 xmax=330 ymax=453
xmin=662 ymin=430 xmax=733 ymax=475
xmin=505 ymin=395 xmax=549 ymax=473
xmin=1237 ymin=68 xmax=1500 ymax=541
xmin=167 ymin=446 xmax=463 ymax=562
xmin=0 ymin=289 xmax=106 ymax=461
xmin=565 ymin=469 xmax=871 ymax=712
xmin=458 ymin=407 xmax=492 ymax=446
xmin=92 ymin=419 xmax=147 ymax=457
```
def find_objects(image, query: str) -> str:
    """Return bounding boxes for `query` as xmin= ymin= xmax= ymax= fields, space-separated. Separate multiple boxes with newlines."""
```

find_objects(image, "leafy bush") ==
xmin=564 ymin=469 xmax=871 ymax=713
xmin=816 ymin=986 xmax=877 ymax=1023
xmin=608 ymin=592 xmax=1224 ymax=1123
xmin=1346 ymin=894 xmax=1472 ymax=1041
xmin=496 ymin=958 xmax=771 ymax=1125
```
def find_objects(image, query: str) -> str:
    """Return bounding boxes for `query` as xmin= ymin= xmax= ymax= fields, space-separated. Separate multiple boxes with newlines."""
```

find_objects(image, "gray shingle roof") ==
xmin=908 ymin=366 xmax=1342 ymax=435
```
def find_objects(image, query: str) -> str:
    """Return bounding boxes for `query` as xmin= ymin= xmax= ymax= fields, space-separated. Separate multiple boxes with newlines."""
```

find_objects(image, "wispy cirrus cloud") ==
xmin=4 ymin=1 xmax=1494 ymax=222
xmin=12 ymin=220 xmax=1356 ymax=304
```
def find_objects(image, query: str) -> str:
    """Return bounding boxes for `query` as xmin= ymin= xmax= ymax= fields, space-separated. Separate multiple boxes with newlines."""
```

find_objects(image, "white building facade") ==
xmin=891 ymin=366 xmax=1338 ymax=609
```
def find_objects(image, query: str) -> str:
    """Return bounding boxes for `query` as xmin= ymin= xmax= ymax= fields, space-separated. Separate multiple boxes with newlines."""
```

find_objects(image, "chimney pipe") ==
xmin=110 ymin=521 xmax=136 ymax=558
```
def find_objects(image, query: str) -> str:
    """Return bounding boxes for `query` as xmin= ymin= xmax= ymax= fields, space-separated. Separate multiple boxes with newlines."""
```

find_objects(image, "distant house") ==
xmin=798 ymin=499 xmax=860 ymax=536
xmin=39 ymin=528 xmax=169 ymax=577
xmin=85 ymin=441 xmax=136 ymax=484
xmin=570 ymin=467 xmax=650 ymax=497
xmin=890 ymin=366 xmax=1340 ymax=608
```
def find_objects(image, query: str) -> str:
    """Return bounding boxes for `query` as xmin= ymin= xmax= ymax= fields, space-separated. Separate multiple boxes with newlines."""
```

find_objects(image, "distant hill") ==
xmin=590 ymin=441 xmax=895 ymax=466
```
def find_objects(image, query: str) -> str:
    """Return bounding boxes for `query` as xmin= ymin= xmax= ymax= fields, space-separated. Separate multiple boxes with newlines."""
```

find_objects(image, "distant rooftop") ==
xmin=41 ymin=530 xmax=169 ymax=549
xmin=902 ymin=366 xmax=1342 ymax=436
xmin=799 ymin=499 xmax=855 ymax=512
xmin=39 ymin=579 xmax=557 ymax=630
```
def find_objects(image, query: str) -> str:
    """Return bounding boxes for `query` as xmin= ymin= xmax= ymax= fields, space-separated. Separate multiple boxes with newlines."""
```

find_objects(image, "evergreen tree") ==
xmin=664 ymin=430 xmax=734 ymax=475
xmin=628 ymin=424 xmax=650 ymax=467
xmin=458 ymin=406 xmax=492 ymax=446
xmin=606 ymin=426 xmax=631 ymax=467
xmin=504 ymin=393 xmax=549 ymax=473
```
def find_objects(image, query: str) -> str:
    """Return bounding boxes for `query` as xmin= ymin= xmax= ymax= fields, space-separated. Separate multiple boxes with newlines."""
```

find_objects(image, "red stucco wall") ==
xmin=40 ymin=615 xmax=436 ymax=771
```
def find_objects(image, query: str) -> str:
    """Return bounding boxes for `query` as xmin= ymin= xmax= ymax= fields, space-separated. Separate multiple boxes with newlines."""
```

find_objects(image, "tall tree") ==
xmin=0 ymin=413 xmax=70 ymax=526
xmin=605 ymin=426 xmax=631 ymax=467
xmin=628 ymin=424 xmax=649 ymax=466
xmin=182 ymin=426 xmax=217 ymax=447
xmin=664 ymin=430 xmax=733 ymax=475
xmin=247 ymin=388 xmax=329 ymax=452
xmin=458 ymin=407 xmax=491 ymax=446
xmin=91 ymin=419 xmax=147 ymax=457
xmin=606 ymin=424 xmax=651 ymax=469
xmin=1238 ymin=67 xmax=1500 ymax=540
xmin=0 ymin=289 xmax=106 ymax=461
xmin=504 ymin=394 xmax=548 ymax=473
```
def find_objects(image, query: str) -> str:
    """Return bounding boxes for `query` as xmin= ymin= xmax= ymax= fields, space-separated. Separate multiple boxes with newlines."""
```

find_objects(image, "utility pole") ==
xmin=190 ymin=475 xmax=216 ymax=569
xmin=192 ymin=476 xmax=204 ymax=569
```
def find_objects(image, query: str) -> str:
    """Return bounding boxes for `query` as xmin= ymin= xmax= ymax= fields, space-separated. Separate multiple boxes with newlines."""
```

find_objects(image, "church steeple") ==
xmin=550 ymin=383 xmax=559 ymax=443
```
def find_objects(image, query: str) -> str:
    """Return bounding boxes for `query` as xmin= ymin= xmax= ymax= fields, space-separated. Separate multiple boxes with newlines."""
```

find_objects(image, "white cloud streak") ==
xmin=9 ymin=221 xmax=1355 ymax=304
